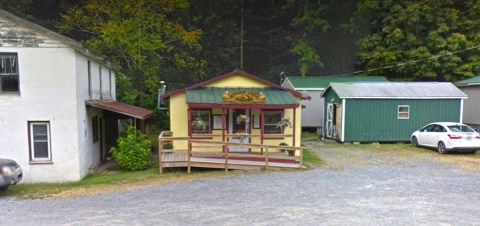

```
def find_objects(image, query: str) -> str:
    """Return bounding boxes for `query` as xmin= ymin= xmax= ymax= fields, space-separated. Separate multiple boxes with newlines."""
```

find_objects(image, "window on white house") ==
xmin=0 ymin=53 xmax=19 ymax=93
xmin=398 ymin=105 xmax=410 ymax=119
xmin=191 ymin=109 xmax=211 ymax=134
xmin=264 ymin=110 xmax=283 ymax=134
xmin=29 ymin=122 xmax=52 ymax=161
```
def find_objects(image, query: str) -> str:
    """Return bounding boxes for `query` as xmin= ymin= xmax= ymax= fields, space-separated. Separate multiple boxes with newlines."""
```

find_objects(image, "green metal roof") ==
xmin=284 ymin=75 xmax=388 ymax=89
xmin=186 ymin=87 xmax=298 ymax=105
xmin=455 ymin=75 xmax=480 ymax=86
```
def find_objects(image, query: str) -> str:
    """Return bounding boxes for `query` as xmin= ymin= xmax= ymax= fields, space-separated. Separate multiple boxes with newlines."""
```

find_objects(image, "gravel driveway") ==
xmin=2 ymin=142 xmax=480 ymax=226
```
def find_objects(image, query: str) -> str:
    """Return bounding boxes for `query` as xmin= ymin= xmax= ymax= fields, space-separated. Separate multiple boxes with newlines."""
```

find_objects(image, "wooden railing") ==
xmin=158 ymin=131 xmax=302 ymax=174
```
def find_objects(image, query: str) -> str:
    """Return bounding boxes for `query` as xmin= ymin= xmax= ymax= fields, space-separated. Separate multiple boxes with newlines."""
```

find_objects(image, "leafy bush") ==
xmin=110 ymin=125 xmax=152 ymax=171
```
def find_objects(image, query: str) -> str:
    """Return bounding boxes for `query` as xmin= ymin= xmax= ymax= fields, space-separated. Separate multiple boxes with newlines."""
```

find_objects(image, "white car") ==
xmin=411 ymin=122 xmax=480 ymax=154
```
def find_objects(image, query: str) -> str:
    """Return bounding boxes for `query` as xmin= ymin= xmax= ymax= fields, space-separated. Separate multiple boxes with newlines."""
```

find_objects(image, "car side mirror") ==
xmin=419 ymin=129 xmax=424 ymax=132
xmin=475 ymin=129 xmax=480 ymax=133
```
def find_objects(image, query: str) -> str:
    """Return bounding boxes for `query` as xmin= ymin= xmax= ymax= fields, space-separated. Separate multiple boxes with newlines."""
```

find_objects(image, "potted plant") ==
xmin=279 ymin=142 xmax=294 ymax=156
xmin=162 ymin=142 xmax=174 ymax=152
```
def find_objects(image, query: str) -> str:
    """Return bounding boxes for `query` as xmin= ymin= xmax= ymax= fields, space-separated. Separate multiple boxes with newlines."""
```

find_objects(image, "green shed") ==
xmin=320 ymin=82 xmax=467 ymax=142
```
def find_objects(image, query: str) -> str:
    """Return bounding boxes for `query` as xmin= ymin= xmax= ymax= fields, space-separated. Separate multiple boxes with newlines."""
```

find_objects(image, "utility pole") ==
xmin=240 ymin=0 xmax=244 ymax=70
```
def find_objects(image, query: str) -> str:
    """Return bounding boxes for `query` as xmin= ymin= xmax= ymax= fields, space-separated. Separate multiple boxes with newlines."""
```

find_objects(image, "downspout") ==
xmin=460 ymin=99 xmax=464 ymax=123
xmin=341 ymin=99 xmax=346 ymax=142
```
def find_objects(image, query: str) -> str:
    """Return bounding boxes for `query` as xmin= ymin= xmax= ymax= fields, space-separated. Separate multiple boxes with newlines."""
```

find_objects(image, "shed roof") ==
xmin=322 ymin=82 xmax=467 ymax=99
xmin=455 ymin=75 xmax=480 ymax=86
xmin=282 ymin=75 xmax=388 ymax=90
xmin=186 ymin=87 xmax=298 ymax=105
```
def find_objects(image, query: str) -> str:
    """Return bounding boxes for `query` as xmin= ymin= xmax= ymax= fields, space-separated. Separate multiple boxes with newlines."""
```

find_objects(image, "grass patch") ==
xmin=302 ymin=148 xmax=324 ymax=167
xmin=3 ymin=166 xmax=227 ymax=199
xmin=301 ymin=132 xmax=321 ymax=141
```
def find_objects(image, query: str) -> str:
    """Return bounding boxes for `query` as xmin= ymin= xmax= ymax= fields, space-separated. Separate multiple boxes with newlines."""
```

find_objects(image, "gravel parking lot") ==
xmin=2 ymin=142 xmax=480 ymax=226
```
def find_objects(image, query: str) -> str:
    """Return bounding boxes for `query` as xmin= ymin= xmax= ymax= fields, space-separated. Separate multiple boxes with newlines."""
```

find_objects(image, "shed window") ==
xmin=398 ymin=105 xmax=409 ymax=119
xmin=29 ymin=121 xmax=52 ymax=162
xmin=0 ymin=53 xmax=19 ymax=93
xmin=264 ymin=110 xmax=283 ymax=134
xmin=191 ymin=109 xmax=211 ymax=134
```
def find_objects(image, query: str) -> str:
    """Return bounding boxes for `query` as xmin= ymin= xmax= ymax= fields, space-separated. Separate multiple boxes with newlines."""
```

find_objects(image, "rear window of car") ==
xmin=447 ymin=125 xmax=474 ymax=132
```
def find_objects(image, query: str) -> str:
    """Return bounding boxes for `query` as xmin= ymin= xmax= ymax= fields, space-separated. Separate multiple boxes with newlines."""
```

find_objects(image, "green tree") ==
xmin=351 ymin=0 xmax=480 ymax=81
xmin=61 ymin=0 xmax=202 ymax=107
xmin=286 ymin=0 xmax=330 ymax=76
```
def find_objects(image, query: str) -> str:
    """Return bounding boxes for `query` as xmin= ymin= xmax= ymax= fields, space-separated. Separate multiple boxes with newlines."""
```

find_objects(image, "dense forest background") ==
xmin=1 ymin=0 xmax=479 ymax=110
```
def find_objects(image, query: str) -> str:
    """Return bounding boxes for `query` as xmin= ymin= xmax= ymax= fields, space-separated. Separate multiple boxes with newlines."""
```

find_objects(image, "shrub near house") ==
xmin=110 ymin=126 xmax=151 ymax=171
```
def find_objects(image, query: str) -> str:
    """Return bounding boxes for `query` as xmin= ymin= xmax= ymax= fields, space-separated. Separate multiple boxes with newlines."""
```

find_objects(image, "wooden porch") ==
xmin=158 ymin=131 xmax=303 ymax=174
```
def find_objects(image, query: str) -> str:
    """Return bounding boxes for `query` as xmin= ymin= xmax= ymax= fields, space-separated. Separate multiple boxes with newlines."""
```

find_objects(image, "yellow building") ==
xmin=161 ymin=70 xmax=303 ymax=153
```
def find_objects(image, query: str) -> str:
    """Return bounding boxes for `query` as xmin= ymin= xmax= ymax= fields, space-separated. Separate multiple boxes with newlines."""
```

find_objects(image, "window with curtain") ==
xmin=0 ymin=53 xmax=19 ymax=93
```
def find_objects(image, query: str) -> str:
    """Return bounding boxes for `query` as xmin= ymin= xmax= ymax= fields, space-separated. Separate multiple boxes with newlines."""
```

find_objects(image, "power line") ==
xmin=353 ymin=45 xmax=480 ymax=74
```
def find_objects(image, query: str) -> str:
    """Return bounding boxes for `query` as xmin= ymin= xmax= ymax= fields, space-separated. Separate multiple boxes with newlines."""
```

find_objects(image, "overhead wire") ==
xmin=353 ymin=45 xmax=480 ymax=74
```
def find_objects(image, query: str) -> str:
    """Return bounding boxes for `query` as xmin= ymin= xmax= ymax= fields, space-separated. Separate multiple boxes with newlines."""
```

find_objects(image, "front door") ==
xmin=228 ymin=109 xmax=250 ymax=152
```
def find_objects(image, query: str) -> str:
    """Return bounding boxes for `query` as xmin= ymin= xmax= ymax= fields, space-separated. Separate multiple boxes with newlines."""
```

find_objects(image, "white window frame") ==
xmin=398 ymin=105 xmax=410 ymax=119
xmin=29 ymin=121 xmax=52 ymax=162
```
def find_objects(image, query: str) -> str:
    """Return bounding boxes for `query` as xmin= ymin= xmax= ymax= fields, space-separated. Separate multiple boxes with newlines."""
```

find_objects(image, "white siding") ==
xmin=299 ymin=90 xmax=324 ymax=128
xmin=459 ymin=86 xmax=480 ymax=125
xmin=0 ymin=47 xmax=81 ymax=182
xmin=75 ymin=53 xmax=102 ymax=179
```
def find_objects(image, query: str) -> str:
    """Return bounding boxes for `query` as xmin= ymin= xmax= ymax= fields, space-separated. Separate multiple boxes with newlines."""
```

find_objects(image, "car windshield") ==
xmin=447 ymin=125 xmax=474 ymax=133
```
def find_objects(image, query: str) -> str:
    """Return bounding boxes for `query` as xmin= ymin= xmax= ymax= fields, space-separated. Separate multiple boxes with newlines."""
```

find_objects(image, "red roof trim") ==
xmin=86 ymin=100 xmax=153 ymax=120
xmin=161 ymin=69 xmax=302 ymax=99
xmin=187 ymin=103 xmax=299 ymax=109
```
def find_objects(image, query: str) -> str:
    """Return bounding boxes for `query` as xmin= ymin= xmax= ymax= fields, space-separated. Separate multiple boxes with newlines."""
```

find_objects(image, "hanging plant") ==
xmin=276 ymin=116 xmax=292 ymax=129
xmin=192 ymin=117 xmax=207 ymax=130
xmin=236 ymin=114 xmax=250 ymax=124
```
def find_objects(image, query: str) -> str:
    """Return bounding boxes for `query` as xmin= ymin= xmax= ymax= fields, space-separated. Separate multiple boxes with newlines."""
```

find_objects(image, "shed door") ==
xmin=326 ymin=103 xmax=334 ymax=138
xmin=335 ymin=105 xmax=342 ymax=140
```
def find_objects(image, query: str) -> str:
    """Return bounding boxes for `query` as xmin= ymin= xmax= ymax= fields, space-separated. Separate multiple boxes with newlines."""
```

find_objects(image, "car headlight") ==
xmin=1 ymin=166 xmax=14 ymax=176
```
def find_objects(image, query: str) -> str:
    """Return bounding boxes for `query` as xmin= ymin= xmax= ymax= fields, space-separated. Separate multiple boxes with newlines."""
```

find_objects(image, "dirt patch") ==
xmin=307 ymin=141 xmax=480 ymax=172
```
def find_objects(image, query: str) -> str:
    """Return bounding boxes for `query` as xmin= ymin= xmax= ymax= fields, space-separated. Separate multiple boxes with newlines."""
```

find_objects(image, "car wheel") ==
xmin=0 ymin=185 xmax=9 ymax=191
xmin=437 ymin=141 xmax=448 ymax=154
xmin=411 ymin=136 xmax=418 ymax=147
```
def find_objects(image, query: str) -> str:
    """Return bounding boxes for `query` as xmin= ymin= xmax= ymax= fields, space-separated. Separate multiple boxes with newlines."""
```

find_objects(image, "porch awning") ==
xmin=86 ymin=100 xmax=153 ymax=120
xmin=186 ymin=87 xmax=299 ymax=109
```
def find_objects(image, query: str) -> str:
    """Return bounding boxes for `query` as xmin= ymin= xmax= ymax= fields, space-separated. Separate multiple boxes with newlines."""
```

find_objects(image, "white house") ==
xmin=0 ymin=9 xmax=152 ymax=183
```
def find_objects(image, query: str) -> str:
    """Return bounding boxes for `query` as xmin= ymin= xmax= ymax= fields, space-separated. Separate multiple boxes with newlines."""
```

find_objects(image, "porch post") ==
xmin=293 ymin=107 xmax=296 ymax=147
xmin=222 ymin=108 xmax=226 ymax=153
xmin=188 ymin=107 xmax=192 ymax=138
xmin=260 ymin=109 xmax=264 ymax=154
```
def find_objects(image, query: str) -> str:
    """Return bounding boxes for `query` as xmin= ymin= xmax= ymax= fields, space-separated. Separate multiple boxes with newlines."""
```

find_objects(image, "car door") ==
xmin=426 ymin=124 xmax=445 ymax=147
xmin=417 ymin=124 xmax=433 ymax=146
